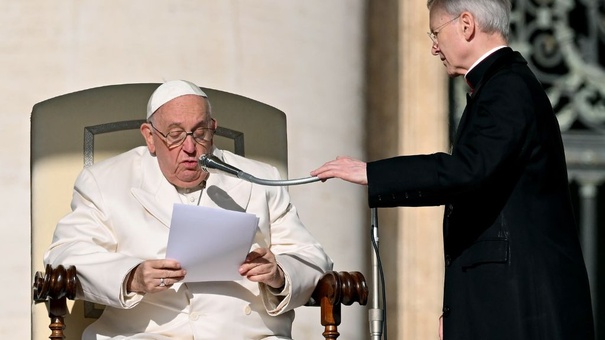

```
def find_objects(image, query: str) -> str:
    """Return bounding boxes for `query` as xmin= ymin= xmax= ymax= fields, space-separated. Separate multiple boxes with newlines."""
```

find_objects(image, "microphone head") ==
xmin=198 ymin=154 xmax=211 ymax=173
xmin=198 ymin=154 xmax=243 ymax=177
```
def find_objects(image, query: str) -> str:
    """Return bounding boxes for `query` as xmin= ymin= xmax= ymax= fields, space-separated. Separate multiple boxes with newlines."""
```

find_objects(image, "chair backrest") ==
xmin=30 ymin=83 xmax=288 ymax=339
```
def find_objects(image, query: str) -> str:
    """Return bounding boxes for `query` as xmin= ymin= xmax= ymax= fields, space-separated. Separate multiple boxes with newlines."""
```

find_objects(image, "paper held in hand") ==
xmin=166 ymin=204 xmax=259 ymax=282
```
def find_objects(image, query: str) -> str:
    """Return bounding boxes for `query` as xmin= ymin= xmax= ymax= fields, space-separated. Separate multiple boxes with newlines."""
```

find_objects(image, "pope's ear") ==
xmin=140 ymin=122 xmax=156 ymax=154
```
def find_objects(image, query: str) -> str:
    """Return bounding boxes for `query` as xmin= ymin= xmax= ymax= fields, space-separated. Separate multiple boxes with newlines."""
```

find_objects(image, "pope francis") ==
xmin=44 ymin=80 xmax=333 ymax=339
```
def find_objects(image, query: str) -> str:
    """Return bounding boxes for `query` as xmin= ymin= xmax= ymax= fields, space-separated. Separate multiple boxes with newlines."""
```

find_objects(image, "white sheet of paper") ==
xmin=166 ymin=204 xmax=258 ymax=282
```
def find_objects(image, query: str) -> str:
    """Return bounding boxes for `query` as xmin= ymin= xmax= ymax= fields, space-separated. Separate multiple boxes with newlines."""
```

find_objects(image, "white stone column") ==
xmin=398 ymin=0 xmax=448 ymax=338
xmin=367 ymin=0 xmax=448 ymax=338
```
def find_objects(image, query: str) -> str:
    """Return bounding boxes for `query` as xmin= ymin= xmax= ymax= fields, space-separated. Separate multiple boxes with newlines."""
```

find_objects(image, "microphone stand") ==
xmin=369 ymin=207 xmax=384 ymax=339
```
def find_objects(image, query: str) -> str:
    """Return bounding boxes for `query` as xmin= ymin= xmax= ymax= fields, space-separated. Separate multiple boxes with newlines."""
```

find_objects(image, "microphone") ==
xmin=198 ymin=154 xmax=320 ymax=186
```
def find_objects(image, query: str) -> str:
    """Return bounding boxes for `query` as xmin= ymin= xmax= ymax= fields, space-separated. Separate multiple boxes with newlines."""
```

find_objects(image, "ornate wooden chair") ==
xmin=30 ymin=84 xmax=367 ymax=340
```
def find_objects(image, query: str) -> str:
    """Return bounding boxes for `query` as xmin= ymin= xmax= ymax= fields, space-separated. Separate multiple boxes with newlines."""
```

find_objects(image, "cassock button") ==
xmin=446 ymin=204 xmax=453 ymax=217
xmin=445 ymin=255 xmax=452 ymax=267
xmin=442 ymin=306 xmax=451 ymax=317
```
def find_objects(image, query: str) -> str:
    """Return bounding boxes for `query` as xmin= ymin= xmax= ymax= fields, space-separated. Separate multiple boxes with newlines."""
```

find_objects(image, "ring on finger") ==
xmin=159 ymin=277 xmax=166 ymax=287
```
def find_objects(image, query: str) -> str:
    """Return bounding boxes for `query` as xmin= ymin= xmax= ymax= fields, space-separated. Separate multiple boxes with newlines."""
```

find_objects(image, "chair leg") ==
xmin=320 ymin=302 xmax=341 ymax=340
xmin=48 ymin=298 xmax=67 ymax=340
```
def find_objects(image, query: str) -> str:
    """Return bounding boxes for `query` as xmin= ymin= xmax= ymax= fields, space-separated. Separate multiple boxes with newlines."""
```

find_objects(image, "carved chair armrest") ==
xmin=306 ymin=271 xmax=369 ymax=340
xmin=33 ymin=264 xmax=79 ymax=340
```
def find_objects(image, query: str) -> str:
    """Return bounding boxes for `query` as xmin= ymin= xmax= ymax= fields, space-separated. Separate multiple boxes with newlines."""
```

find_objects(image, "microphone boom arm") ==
xmin=199 ymin=154 xmax=320 ymax=186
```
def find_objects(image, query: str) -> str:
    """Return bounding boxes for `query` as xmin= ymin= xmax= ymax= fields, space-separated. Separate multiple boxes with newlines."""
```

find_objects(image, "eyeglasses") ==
xmin=427 ymin=15 xmax=460 ymax=45
xmin=149 ymin=120 xmax=215 ymax=149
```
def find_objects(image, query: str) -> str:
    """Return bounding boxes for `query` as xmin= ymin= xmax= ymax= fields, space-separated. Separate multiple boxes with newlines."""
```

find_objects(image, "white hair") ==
xmin=427 ymin=0 xmax=511 ymax=41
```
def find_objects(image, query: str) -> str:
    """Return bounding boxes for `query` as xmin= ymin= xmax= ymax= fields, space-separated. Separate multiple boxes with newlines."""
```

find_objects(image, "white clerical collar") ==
xmin=176 ymin=181 xmax=206 ymax=205
xmin=465 ymin=45 xmax=508 ymax=79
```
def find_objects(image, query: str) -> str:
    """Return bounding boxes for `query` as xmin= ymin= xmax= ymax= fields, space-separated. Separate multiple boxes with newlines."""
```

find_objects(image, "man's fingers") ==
xmin=244 ymin=248 xmax=269 ymax=262
xmin=158 ymin=267 xmax=187 ymax=282
xmin=150 ymin=258 xmax=182 ymax=269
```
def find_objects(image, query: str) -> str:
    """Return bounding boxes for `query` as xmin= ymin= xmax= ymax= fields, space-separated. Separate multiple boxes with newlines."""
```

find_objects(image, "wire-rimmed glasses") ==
xmin=427 ymin=15 xmax=461 ymax=45
xmin=149 ymin=120 xmax=215 ymax=149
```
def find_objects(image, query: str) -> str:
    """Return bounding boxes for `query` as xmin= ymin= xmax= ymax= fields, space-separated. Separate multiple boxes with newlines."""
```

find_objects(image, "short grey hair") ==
xmin=427 ymin=0 xmax=511 ymax=42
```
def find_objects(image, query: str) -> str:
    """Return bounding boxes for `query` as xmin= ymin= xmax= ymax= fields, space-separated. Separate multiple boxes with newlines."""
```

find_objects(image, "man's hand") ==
xmin=439 ymin=314 xmax=444 ymax=340
xmin=310 ymin=156 xmax=368 ymax=185
xmin=127 ymin=259 xmax=186 ymax=294
xmin=239 ymin=248 xmax=285 ymax=289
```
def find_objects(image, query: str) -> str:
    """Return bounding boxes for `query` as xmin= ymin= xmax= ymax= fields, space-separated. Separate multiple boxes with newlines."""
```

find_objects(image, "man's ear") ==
xmin=140 ymin=122 xmax=156 ymax=154
xmin=460 ymin=11 xmax=475 ymax=41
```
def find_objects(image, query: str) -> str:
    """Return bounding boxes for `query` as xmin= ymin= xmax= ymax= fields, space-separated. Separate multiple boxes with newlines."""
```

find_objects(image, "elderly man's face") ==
xmin=141 ymin=94 xmax=216 ymax=189
xmin=429 ymin=7 xmax=467 ymax=77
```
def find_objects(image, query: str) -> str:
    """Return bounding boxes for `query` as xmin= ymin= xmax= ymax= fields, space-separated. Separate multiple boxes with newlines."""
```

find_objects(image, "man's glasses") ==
xmin=427 ymin=15 xmax=460 ymax=45
xmin=149 ymin=120 xmax=215 ymax=149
